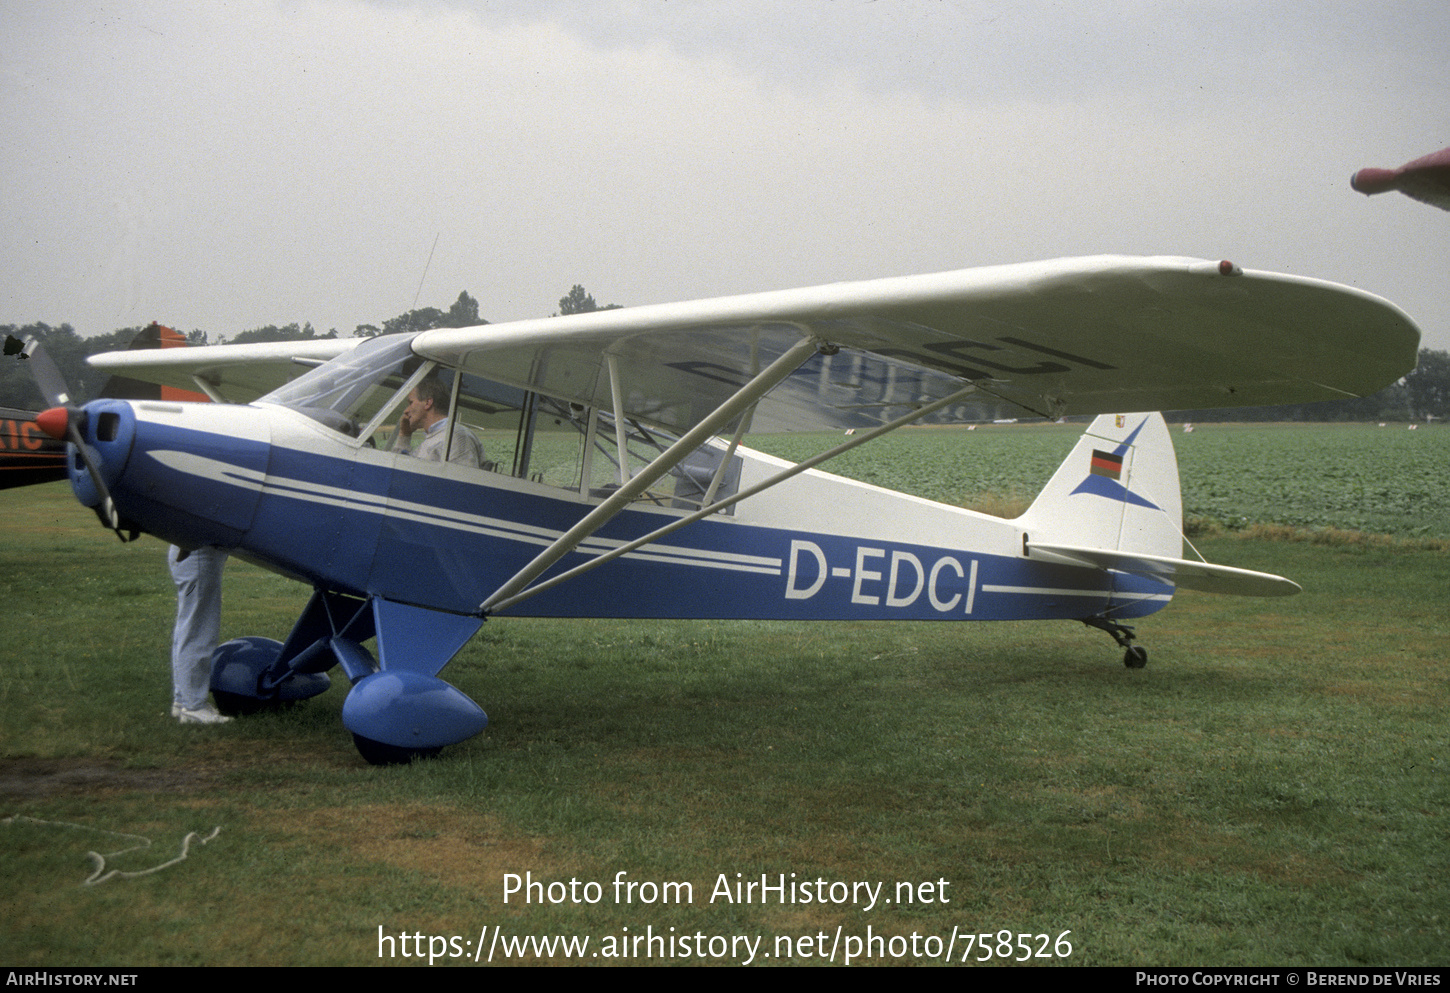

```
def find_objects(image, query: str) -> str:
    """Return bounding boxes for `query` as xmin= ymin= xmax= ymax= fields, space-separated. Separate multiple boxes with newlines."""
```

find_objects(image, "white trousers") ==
xmin=168 ymin=545 xmax=228 ymax=710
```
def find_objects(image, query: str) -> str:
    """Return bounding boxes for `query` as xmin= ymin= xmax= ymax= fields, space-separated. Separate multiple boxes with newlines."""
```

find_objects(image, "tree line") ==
xmin=1164 ymin=348 xmax=1448 ymax=424
xmin=3 ymin=287 xmax=1446 ymax=421
xmin=1 ymin=289 xmax=489 ymax=410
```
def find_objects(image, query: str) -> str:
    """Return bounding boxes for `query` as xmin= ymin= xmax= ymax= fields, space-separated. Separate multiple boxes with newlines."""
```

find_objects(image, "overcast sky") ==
xmin=4 ymin=1 xmax=1447 ymax=351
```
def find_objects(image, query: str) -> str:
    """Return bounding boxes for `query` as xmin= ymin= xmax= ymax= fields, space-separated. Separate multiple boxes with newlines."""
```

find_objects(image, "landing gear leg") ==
xmin=339 ymin=599 xmax=487 ymax=765
xmin=1081 ymin=616 xmax=1147 ymax=668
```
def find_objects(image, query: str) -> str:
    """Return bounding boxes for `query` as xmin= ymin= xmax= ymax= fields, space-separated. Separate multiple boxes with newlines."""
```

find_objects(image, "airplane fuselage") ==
xmin=76 ymin=398 xmax=1170 ymax=625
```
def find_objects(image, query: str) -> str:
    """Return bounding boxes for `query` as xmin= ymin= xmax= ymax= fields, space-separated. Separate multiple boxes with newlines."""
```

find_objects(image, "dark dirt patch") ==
xmin=0 ymin=756 xmax=210 ymax=801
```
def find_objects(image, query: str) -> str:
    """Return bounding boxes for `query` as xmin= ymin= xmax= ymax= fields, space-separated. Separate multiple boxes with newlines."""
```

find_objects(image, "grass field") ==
xmin=750 ymin=420 xmax=1450 ymax=540
xmin=1 ymin=424 xmax=1447 ymax=967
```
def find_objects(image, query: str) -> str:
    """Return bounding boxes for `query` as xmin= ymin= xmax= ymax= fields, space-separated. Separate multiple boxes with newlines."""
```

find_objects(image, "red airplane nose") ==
xmin=35 ymin=406 xmax=70 ymax=440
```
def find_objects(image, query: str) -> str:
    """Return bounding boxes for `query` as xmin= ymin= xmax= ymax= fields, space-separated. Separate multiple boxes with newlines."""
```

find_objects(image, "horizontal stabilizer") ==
xmin=1027 ymin=542 xmax=1301 ymax=598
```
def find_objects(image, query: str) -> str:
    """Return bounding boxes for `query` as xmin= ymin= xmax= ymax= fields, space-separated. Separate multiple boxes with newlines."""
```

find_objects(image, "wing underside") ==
xmin=415 ymin=256 xmax=1421 ymax=432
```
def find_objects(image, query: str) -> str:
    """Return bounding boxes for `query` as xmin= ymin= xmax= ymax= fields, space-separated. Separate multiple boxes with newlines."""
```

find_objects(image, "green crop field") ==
xmin=749 ymin=420 xmax=1450 ymax=540
xmin=1 ymin=423 xmax=1446 ymax=968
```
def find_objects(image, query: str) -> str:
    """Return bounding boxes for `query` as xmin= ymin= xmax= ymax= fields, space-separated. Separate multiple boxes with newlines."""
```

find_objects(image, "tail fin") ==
xmin=1018 ymin=413 xmax=1300 ymax=598
xmin=100 ymin=323 xmax=211 ymax=403
xmin=1017 ymin=413 xmax=1183 ymax=560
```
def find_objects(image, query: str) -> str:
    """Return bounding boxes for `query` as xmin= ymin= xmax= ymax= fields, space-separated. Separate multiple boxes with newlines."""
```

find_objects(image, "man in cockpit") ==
xmin=392 ymin=376 xmax=485 ymax=467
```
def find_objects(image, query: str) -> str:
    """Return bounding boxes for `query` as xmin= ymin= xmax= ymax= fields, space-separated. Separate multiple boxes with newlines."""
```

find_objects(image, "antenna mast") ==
xmin=412 ymin=233 xmax=440 ymax=311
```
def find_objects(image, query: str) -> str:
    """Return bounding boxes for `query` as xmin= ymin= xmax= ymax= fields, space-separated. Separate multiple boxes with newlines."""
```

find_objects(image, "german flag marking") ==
xmin=1090 ymin=449 xmax=1123 ymax=480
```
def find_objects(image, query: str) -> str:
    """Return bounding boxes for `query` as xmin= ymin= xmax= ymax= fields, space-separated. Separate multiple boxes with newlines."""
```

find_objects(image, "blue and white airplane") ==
xmin=30 ymin=257 xmax=1421 ymax=763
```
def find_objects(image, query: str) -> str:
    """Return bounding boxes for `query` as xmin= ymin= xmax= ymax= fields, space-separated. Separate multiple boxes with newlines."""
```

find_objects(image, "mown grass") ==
xmin=2 ymin=424 xmax=1447 ymax=967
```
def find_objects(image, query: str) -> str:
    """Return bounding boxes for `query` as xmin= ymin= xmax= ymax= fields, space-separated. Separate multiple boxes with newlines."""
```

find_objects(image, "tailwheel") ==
xmin=352 ymin=734 xmax=442 ymax=767
xmin=1081 ymin=616 xmax=1146 ymax=668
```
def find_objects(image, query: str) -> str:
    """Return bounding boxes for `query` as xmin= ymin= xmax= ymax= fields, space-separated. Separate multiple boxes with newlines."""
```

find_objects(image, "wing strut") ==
xmin=484 ymin=382 xmax=980 ymax=615
xmin=606 ymin=354 xmax=632 ymax=486
xmin=478 ymin=337 xmax=825 ymax=614
xmin=188 ymin=376 xmax=229 ymax=404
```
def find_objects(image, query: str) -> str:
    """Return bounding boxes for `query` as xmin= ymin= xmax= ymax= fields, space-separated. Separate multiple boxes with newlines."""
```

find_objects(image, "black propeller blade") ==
xmin=12 ymin=334 xmax=74 ymax=408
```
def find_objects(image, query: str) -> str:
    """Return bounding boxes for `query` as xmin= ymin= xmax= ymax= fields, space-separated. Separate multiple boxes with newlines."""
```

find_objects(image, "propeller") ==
xmin=7 ymin=334 xmax=130 ymax=540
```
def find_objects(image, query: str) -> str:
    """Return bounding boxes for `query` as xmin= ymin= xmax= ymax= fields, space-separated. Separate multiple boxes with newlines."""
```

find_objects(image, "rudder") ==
xmin=1016 ymin=413 xmax=1183 ymax=560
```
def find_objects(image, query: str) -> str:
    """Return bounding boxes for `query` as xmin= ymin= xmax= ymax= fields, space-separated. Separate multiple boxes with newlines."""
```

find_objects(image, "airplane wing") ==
xmin=87 ymin=256 xmax=1420 ymax=430
xmin=88 ymin=338 xmax=360 ymax=403
xmin=412 ymin=256 xmax=1420 ymax=431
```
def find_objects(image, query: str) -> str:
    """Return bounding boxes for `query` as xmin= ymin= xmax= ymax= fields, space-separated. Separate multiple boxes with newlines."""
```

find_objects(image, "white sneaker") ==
xmin=176 ymin=703 xmax=232 ymax=725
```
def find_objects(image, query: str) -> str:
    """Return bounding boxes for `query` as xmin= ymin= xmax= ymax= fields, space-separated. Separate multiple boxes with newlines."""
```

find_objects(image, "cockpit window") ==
xmin=255 ymin=331 xmax=740 ymax=511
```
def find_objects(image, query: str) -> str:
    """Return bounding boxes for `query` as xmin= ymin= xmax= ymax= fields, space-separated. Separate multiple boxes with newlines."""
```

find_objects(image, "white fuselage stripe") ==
xmin=982 ymin=584 xmax=1169 ymax=601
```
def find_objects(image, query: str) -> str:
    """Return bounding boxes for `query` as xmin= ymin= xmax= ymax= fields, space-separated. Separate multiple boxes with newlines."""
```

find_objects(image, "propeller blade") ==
xmin=63 ymin=418 xmax=126 ymax=538
xmin=15 ymin=337 xmax=74 ymax=408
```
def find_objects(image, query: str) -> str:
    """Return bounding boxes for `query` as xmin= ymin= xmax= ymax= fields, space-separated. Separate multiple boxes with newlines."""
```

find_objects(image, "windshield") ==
xmin=259 ymin=333 xmax=422 ymax=430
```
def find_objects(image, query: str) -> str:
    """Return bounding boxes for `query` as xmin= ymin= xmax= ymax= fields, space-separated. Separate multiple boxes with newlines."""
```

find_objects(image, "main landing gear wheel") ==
xmin=341 ymin=670 xmax=488 ymax=766
xmin=1123 ymin=645 xmax=1148 ymax=669
xmin=351 ymin=734 xmax=442 ymax=767
xmin=213 ymin=690 xmax=272 ymax=717
xmin=209 ymin=636 xmax=333 ymax=716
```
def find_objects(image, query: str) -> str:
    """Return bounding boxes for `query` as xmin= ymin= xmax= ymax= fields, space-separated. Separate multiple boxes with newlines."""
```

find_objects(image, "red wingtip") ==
xmin=35 ymin=406 xmax=70 ymax=441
